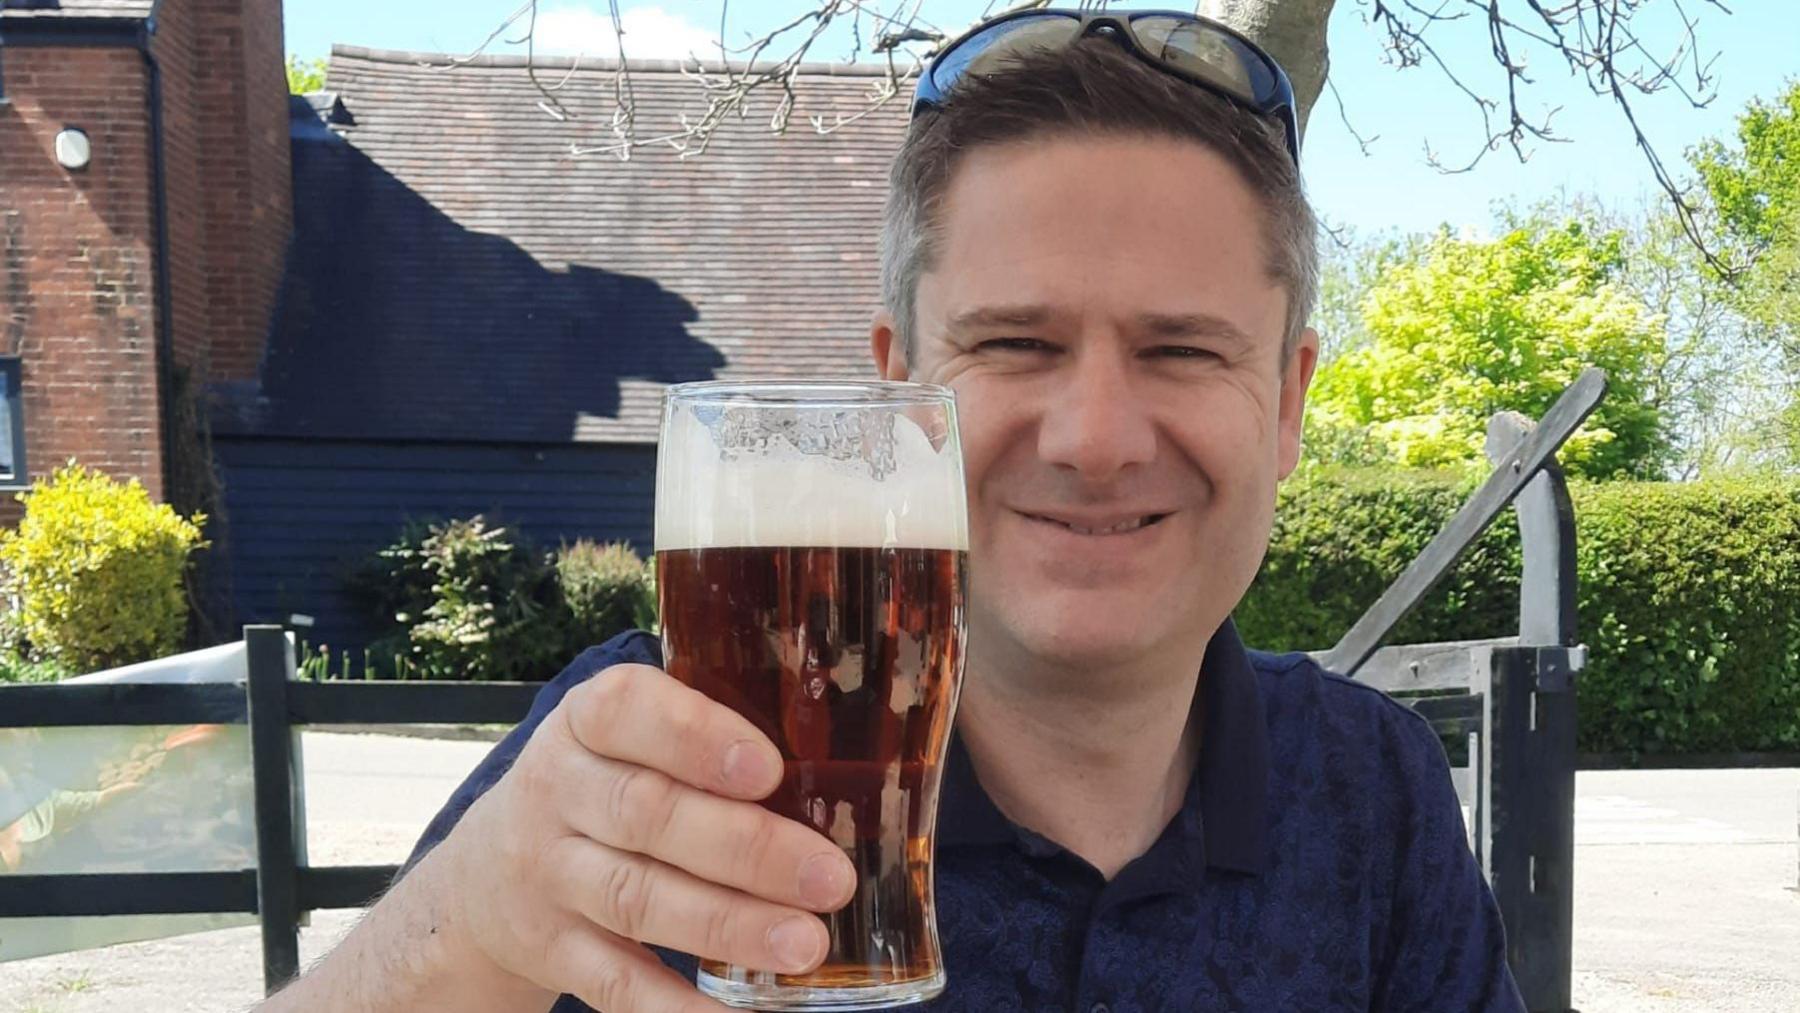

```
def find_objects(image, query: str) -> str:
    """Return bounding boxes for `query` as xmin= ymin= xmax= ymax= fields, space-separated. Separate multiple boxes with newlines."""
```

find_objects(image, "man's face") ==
xmin=873 ymin=133 xmax=1318 ymax=674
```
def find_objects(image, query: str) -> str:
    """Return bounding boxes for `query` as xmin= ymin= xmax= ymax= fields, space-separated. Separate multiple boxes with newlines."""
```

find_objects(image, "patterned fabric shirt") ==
xmin=405 ymin=623 xmax=1525 ymax=1012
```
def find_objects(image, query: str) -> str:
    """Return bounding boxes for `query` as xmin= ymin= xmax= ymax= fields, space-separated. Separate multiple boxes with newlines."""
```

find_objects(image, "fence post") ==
xmin=246 ymin=624 xmax=301 ymax=994
xmin=1485 ymin=413 xmax=1580 ymax=1013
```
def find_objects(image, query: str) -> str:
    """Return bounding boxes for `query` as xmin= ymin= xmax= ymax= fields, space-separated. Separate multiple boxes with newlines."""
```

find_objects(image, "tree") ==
xmin=1693 ymin=81 xmax=1800 ymax=340
xmin=467 ymin=0 xmax=1729 ymax=245
xmin=1306 ymin=219 xmax=1670 ymax=479
xmin=1690 ymin=80 xmax=1800 ymax=465
xmin=287 ymin=55 xmax=328 ymax=95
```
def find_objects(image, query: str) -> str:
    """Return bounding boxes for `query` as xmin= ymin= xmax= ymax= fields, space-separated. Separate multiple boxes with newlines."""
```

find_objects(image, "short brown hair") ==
xmin=880 ymin=37 xmax=1318 ymax=360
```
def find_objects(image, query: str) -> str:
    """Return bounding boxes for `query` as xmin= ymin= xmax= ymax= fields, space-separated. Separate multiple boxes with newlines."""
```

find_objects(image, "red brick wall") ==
xmin=0 ymin=47 xmax=167 ymax=501
xmin=151 ymin=0 xmax=209 ymax=376
xmin=188 ymin=0 xmax=293 ymax=381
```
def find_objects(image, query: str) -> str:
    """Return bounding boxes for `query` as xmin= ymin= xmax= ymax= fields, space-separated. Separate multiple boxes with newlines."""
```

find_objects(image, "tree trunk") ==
xmin=1198 ymin=0 xmax=1336 ymax=136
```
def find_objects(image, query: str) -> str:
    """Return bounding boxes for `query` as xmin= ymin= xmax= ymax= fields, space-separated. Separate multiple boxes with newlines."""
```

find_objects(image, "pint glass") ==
xmin=654 ymin=381 xmax=969 ymax=1010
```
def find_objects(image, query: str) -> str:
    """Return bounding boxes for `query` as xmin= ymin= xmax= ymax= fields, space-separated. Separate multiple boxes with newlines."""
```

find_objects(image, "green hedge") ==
xmin=1239 ymin=469 xmax=1800 ymax=755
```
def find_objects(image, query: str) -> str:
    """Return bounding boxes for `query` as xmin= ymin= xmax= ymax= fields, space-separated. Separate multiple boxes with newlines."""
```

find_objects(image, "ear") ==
xmin=1277 ymin=327 xmax=1320 ymax=480
xmin=870 ymin=310 xmax=911 ymax=381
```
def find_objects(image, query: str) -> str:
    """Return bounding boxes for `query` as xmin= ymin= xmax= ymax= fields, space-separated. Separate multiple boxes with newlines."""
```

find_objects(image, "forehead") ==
xmin=920 ymin=133 xmax=1285 ymax=340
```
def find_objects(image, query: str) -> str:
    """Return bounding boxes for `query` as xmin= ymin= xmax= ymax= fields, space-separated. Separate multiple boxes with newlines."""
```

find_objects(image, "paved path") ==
xmin=2 ymin=735 xmax=1795 ymax=1012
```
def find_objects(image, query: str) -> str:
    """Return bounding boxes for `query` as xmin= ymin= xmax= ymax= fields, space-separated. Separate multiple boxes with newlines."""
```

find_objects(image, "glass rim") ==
xmin=664 ymin=379 xmax=954 ymax=407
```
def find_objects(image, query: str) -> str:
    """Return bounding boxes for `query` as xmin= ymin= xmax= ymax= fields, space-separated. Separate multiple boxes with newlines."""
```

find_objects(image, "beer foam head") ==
xmin=656 ymin=394 xmax=968 ymax=551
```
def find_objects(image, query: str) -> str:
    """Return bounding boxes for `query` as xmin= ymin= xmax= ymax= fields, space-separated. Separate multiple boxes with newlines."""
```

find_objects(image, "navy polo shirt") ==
xmin=405 ymin=625 xmax=1525 ymax=1012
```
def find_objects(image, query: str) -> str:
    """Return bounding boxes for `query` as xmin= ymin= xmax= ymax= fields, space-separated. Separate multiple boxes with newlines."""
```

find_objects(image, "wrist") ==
xmin=385 ymin=840 xmax=554 ymax=1010
xmin=264 ymin=840 xmax=553 ymax=1013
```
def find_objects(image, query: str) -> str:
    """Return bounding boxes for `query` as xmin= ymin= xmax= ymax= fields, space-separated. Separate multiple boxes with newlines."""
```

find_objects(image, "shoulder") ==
xmin=1246 ymin=648 xmax=1452 ymax=801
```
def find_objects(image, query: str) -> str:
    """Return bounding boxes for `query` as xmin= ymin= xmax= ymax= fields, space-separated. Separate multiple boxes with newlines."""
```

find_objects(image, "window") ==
xmin=0 ymin=358 xmax=24 ymax=486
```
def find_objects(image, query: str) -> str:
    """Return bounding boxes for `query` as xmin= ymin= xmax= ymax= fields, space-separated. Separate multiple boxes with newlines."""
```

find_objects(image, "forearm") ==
xmin=256 ymin=845 xmax=556 ymax=1013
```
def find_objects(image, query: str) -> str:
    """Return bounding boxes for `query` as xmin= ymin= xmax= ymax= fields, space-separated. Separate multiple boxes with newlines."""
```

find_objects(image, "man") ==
xmin=262 ymin=10 xmax=1524 ymax=1011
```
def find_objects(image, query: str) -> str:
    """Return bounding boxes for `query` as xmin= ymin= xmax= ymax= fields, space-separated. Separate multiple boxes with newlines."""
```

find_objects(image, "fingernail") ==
xmin=721 ymin=740 xmax=770 ymax=793
xmin=767 ymin=916 xmax=824 ymax=973
xmin=797 ymin=852 xmax=851 ymax=909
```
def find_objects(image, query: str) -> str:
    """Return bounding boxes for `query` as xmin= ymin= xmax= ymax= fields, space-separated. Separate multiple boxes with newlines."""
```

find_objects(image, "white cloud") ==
xmin=531 ymin=4 xmax=721 ymax=62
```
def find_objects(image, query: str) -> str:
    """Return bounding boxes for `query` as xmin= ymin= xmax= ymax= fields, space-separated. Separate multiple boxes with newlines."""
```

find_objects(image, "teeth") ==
xmin=1058 ymin=515 xmax=1153 ymax=535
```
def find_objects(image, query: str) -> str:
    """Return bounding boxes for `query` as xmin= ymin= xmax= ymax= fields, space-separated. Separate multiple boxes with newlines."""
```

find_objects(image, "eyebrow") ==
xmin=943 ymin=305 xmax=1260 ymax=349
xmin=1136 ymin=312 xmax=1256 ymax=348
xmin=946 ymin=305 xmax=1054 ymax=331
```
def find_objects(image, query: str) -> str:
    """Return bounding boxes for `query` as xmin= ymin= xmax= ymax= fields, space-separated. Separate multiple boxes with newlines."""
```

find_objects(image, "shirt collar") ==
xmin=937 ymin=618 xmax=1270 ymax=876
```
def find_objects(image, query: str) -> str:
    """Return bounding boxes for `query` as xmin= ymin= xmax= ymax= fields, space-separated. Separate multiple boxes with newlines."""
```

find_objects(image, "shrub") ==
xmin=1240 ymin=469 xmax=1800 ymax=755
xmin=367 ymin=516 xmax=564 ymax=682
xmin=0 ymin=650 xmax=75 ymax=684
xmin=557 ymin=540 xmax=658 ymax=642
xmin=356 ymin=519 xmax=658 ymax=682
xmin=0 ymin=463 xmax=208 ymax=672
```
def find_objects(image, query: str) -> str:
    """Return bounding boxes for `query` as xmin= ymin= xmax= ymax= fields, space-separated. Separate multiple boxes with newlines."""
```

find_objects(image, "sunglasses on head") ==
xmin=912 ymin=8 xmax=1302 ymax=168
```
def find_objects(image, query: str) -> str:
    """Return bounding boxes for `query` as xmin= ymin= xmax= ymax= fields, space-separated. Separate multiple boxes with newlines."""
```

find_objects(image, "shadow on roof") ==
xmin=231 ymin=104 xmax=726 ymax=443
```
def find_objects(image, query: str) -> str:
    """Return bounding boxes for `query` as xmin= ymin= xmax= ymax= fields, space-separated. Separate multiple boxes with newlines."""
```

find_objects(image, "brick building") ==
xmin=5 ymin=3 xmax=902 ymax=654
xmin=0 ymin=0 xmax=291 ymax=514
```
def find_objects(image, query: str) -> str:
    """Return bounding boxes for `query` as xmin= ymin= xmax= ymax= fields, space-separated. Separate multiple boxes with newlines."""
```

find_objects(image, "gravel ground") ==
xmin=2 ymin=735 xmax=1795 ymax=1012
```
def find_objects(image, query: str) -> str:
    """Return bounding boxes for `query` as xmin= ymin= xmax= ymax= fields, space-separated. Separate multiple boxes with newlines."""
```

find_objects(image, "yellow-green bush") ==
xmin=0 ymin=463 xmax=208 ymax=672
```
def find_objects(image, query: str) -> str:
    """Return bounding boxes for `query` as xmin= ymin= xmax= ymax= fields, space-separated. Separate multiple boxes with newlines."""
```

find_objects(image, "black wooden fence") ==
xmin=0 ymin=369 xmax=1607 ymax=1012
xmin=0 ymin=635 xmax=540 ymax=990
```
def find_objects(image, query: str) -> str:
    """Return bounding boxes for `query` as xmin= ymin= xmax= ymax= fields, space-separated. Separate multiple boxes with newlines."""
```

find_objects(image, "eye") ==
xmin=976 ymin=338 xmax=1059 ymax=354
xmin=1145 ymin=345 xmax=1219 ymax=361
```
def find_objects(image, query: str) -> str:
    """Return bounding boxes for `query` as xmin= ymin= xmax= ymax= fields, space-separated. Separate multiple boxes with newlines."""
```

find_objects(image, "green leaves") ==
xmin=1240 ymin=470 xmax=1800 ymax=756
xmin=1309 ymin=220 xmax=1671 ymax=480
xmin=356 ymin=516 xmax=655 ymax=682
xmin=286 ymin=55 xmax=328 ymax=95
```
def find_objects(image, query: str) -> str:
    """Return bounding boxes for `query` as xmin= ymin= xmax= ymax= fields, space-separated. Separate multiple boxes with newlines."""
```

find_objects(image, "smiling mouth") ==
xmin=1021 ymin=511 xmax=1172 ymax=536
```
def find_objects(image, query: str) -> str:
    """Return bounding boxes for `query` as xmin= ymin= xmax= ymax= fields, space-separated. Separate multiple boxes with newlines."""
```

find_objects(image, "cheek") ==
xmin=948 ymin=378 xmax=1030 ymax=504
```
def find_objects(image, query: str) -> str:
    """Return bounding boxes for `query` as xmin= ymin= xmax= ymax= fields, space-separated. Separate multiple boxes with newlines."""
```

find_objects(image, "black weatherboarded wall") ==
xmin=215 ymin=438 xmax=657 ymax=657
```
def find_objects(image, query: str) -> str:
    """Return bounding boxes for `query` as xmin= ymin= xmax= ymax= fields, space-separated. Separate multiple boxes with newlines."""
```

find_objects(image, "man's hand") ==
xmin=262 ymin=663 xmax=855 ymax=1013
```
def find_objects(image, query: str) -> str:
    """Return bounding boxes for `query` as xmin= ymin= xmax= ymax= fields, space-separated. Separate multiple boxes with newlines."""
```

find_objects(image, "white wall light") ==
xmin=54 ymin=127 xmax=92 ymax=172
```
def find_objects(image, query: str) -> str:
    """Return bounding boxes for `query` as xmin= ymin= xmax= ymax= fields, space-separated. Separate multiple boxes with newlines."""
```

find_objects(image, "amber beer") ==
xmin=657 ymin=544 xmax=964 ymax=990
xmin=655 ymin=381 xmax=968 ymax=1010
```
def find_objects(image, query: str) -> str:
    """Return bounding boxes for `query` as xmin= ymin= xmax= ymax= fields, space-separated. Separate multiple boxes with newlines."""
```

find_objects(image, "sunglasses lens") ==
xmin=1131 ymin=16 xmax=1271 ymax=105
xmin=931 ymin=14 xmax=1084 ymax=95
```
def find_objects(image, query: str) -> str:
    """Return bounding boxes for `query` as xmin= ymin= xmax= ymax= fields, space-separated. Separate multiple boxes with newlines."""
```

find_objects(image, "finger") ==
xmin=563 ymin=751 xmax=855 ymax=912
xmin=560 ymin=664 xmax=784 ymax=801
xmin=542 ymin=920 xmax=730 ymax=1013
xmin=550 ymin=836 xmax=832 ymax=977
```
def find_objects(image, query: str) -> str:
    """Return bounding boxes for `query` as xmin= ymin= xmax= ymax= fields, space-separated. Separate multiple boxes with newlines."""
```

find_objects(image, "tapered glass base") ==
xmin=697 ymin=968 xmax=946 ymax=1010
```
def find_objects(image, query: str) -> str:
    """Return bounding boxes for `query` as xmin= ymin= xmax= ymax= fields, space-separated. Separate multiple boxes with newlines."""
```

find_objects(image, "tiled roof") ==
xmin=0 ymin=1 xmax=155 ymax=19
xmin=235 ymin=45 xmax=911 ymax=446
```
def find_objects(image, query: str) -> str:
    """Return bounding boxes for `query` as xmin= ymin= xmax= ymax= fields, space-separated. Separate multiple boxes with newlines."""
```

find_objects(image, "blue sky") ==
xmin=284 ymin=1 xmax=1797 ymax=236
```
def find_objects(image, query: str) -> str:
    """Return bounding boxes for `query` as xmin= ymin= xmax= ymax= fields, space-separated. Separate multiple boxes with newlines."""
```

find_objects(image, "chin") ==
xmin=990 ymin=603 xmax=1172 ymax=674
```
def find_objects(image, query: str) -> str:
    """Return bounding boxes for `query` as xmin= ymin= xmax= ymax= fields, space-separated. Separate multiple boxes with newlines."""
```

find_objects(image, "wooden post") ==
xmin=1484 ymin=413 xmax=1580 ymax=1013
xmin=246 ymin=624 xmax=301 ymax=994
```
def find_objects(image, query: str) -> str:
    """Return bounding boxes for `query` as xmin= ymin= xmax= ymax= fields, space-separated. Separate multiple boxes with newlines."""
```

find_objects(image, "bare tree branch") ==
xmin=445 ymin=0 xmax=1741 ymax=273
xmin=1358 ymin=0 xmax=1737 ymax=273
xmin=1327 ymin=76 xmax=1380 ymax=156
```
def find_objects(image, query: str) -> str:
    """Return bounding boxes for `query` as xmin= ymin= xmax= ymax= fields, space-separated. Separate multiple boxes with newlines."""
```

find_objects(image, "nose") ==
xmin=1035 ymin=345 xmax=1157 ymax=479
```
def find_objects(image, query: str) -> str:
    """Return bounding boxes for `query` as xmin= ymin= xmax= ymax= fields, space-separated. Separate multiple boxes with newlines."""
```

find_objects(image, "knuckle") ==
xmin=606 ymin=764 xmax=678 ymax=850
xmin=665 ymin=685 xmax=710 ymax=743
xmin=699 ymin=900 xmax=743 ymax=962
xmin=574 ymin=665 xmax=647 ymax=736
xmin=732 ymin=812 xmax=784 ymax=884
xmin=597 ymin=854 xmax=657 ymax=938
xmin=584 ymin=953 xmax=637 ymax=1012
